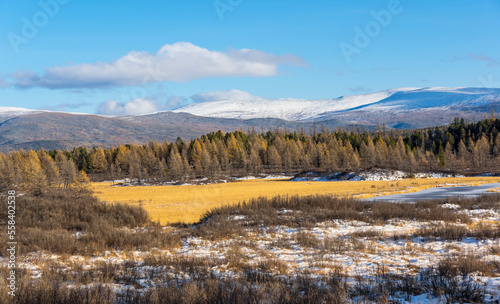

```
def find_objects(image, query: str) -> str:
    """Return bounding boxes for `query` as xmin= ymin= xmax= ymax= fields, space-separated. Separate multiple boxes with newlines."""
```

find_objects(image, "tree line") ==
xmin=0 ymin=149 xmax=89 ymax=195
xmin=1 ymin=115 xmax=500 ymax=193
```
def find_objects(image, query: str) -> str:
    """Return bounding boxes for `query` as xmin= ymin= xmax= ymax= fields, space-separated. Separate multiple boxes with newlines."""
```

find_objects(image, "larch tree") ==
xmin=200 ymin=147 xmax=212 ymax=176
xmin=190 ymin=140 xmax=203 ymax=172
xmin=61 ymin=158 xmax=77 ymax=188
xmin=457 ymin=140 xmax=469 ymax=168
xmin=54 ymin=150 xmax=67 ymax=172
xmin=248 ymin=146 xmax=262 ymax=174
xmin=267 ymin=146 xmax=282 ymax=171
xmin=91 ymin=147 xmax=108 ymax=173
xmin=0 ymin=154 xmax=17 ymax=191
xmin=75 ymin=170 xmax=91 ymax=192
xmin=22 ymin=150 xmax=48 ymax=196
xmin=475 ymin=137 xmax=491 ymax=169
xmin=38 ymin=149 xmax=60 ymax=188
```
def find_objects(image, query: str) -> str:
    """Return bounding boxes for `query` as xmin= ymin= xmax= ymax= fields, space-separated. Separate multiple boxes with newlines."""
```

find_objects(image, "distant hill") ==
xmin=0 ymin=111 xmax=345 ymax=151
xmin=1 ymin=87 xmax=499 ymax=151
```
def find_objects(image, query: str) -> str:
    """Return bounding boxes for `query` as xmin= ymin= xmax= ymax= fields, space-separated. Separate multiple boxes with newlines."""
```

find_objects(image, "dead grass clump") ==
xmin=416 ymin=223 xmax=469 ymax=241
xmin=349 ymin=230 xmax=384 ymax=239
xmin=225 ymin=246 xmax=249 ymax=271
xmin=438 ymin=254 xmax=500 ymax=277
xmin=490 ymin=245 xmax=500 ymax=255
xmin=420 ymin=255 xmax=489 ymax=303
xmin=295 ymin=231 xmax=322 ymax=249
xmin=416 ymin=223 xmax=500 ymax=241
xmin=257 ymin=259 xmax=289 ymax=275
xmin=190 ymin=214 xmax=247 ymax=240
xmin=323 ymin=238 xmax=350 ymax=254
xmin=445 ymin=193 xmax=500 ymax=211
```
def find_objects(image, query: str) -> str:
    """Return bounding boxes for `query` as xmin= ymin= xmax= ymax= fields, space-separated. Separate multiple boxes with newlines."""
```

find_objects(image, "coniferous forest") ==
xmin=1 ymin=115 xmax=500 ymax=194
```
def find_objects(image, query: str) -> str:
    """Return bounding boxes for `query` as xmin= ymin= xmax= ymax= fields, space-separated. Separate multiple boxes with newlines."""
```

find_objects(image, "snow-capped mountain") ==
xmin=173 ymin=87 xmax=500 ymax=121
xmin=1 ymin=87 xmax=499 ymax=151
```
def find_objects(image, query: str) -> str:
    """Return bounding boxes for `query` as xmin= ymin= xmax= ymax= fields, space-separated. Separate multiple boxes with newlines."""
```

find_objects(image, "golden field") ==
xmin=92 ymin=177 xmax=500 ymax=225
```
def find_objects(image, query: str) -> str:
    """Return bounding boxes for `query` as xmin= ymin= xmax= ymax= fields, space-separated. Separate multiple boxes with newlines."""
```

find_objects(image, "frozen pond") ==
xmin=367 ymin=182 xmax=500 ymax=202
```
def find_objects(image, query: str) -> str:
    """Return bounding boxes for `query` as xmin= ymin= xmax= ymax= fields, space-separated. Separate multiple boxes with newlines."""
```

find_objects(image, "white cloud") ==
xmin=12 ymin=42 xmax=306 ymax=89
xmin=97 ymin=90 xmax=268 ymax=115
xmin=190 ymin=89 xmax=265 ymax=103
xmin=98 ymin=98 xmax=162 ymax=115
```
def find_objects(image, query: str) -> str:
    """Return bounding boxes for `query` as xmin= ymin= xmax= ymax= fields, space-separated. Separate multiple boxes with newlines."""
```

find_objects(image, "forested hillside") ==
xmin=1 ymin=115 xmax=500 ymax=193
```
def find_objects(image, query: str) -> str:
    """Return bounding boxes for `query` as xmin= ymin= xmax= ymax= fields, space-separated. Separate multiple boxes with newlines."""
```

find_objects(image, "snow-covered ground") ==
xmin=3 ymin=200 xmax=500 ymax=303
xmin=109 ymin=170 xmax=467 ymax=187
xmin=233 ymin=173 xmax=295 ymax=180
xmin=291 ymin=170 xmax=462 ymax=182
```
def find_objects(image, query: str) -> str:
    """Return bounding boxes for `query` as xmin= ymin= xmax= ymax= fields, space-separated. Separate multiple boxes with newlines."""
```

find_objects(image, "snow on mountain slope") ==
xmin=173 ymin=87 xmax=500 ymax=121
xmin=357 ymin=87 xmax=500 ymax=112
xmin=173 ymin=88 xmax=417 ymax=121
xmin=2 ymin=87 xmax=499 ymax=123
xmin=0 ymin=107 xmax=43 ymax=118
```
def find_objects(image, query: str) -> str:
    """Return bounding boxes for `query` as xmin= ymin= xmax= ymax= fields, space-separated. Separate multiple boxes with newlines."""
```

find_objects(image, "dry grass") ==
xmin=91 ymin=177 xmax=500 ymax=224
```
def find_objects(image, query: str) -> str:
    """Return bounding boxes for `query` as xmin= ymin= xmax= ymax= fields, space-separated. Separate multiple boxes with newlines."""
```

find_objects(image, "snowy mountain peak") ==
xmin=173 ymin=87 xmax=500 ymax=121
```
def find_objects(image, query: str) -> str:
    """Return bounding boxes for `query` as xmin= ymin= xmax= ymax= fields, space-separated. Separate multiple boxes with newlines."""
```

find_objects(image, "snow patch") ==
xmin=291 ymin=170 xmax=458 ymax=182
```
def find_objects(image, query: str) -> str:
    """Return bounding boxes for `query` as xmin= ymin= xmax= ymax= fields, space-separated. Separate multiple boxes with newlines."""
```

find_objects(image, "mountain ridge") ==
xmin=1 ymin=87 xmax=499 ymax=151
xmin=172 ymin=87 xmax=500 ymax=121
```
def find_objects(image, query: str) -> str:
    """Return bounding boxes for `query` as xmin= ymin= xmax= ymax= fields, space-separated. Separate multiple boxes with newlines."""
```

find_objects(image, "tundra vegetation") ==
xmin=1 ymin=189 xmax=500 ymax=303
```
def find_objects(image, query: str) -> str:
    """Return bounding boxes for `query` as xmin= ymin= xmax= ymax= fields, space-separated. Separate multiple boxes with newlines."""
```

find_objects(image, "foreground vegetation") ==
xmin=1 ymin=189 xmax=500 ymax=303
xmin=92 ymin=176 xmax=500 ymax=224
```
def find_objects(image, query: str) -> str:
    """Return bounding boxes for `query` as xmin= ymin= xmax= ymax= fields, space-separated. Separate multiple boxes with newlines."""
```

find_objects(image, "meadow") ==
xmin=92 ymin=176 xmax=500 ymax=224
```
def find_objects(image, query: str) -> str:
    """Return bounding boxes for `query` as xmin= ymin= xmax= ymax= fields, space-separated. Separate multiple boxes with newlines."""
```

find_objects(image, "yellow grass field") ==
xmin=92 ymin=177 xmax=500 ymax=225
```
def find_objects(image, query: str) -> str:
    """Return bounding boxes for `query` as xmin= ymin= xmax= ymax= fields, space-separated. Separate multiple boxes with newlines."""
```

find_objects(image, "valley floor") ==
xmin=92 ymin=174 xmax=500 ymax=224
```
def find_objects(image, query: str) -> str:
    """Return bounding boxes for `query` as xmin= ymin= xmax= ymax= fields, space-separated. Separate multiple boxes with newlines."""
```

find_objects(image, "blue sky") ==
xmin=0 ymin=0 xmax=499 ymax=115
